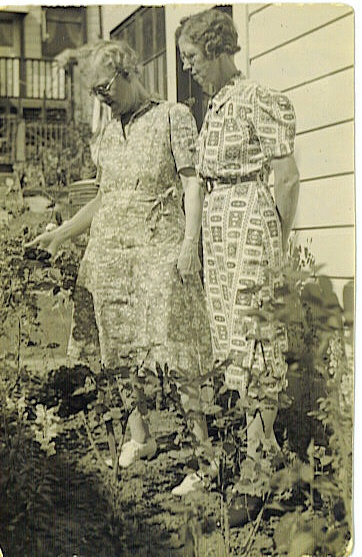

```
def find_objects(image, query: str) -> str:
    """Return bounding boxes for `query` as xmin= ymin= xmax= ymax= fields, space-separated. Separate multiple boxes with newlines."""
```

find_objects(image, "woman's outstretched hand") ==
xmin=25 ymin=230 xmax=61 ymax=258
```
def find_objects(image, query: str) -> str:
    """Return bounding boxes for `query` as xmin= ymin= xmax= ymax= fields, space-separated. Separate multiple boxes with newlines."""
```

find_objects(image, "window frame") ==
xmin=41 ymin=7 xmax=87 ymax=58
xmin=0 ymin=17 xmax=14 ymax=48
xmin=110 ymin=6 xmax=167 ymax=99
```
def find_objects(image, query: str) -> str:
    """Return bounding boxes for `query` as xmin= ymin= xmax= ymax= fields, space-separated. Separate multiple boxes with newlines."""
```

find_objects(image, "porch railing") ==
xmin=25 ymin=120 xmax=70 ymax=160
xmin=0 ymin=114 xmax=18 ymax=163
xmin=0 ymin=57 xmax=67 ymax=100
xmin=0 ymin=115 xmax=71 ymax=166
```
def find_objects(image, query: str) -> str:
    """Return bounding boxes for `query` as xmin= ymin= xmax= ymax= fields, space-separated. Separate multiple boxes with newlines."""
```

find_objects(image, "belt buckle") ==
xmin=205 ymin=179 xmax=214 ymax=194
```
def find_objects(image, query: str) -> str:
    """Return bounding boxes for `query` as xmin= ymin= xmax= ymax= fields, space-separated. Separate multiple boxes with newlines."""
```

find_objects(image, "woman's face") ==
xmin=91 ymin=65 xmax=134 ymax=115
xmin=178 ymin=36 xmax=216 ymax=90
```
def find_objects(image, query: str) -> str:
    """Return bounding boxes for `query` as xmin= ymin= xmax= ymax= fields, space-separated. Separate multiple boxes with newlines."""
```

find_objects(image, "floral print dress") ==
xmin=196 ymin=75 xmax=296 ymax=403
xmin=68 ymin=100 xmax=212 ymax=376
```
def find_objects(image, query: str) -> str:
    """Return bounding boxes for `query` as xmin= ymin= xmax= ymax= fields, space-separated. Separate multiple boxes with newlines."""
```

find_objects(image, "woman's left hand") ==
xmin=177 ymin=237 xmax=201 ymax=280
xmin=272 ymin=154 xmax=300 ymax=255
xmin=281 ymin=226 xmax=290 ymax=255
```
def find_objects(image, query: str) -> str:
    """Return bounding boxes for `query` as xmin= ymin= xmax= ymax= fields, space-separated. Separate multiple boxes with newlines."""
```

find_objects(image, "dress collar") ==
xmin=209 ymin=72 xmax=245 ymax=112
xmin=129 ymin=97 xmax=162 ymax=124
xmin=114 ymin=97 xmax=161 ymax=125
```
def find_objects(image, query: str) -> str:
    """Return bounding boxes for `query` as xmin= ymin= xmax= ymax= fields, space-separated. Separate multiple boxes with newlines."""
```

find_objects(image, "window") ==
xmin=42 ymin=7 xmax=86 ymax=58
xmin=23 ymin=108 xmax=42 ymax=121
xmin=0 ymin=13 xmax=22 ymax=58
xmin=46 ymin=108 xmax=67 ymax=122
xmin=0 ymin=19 xmax=13 ymax=47
xmin=111 ymin=7 xmax=167 ymax=99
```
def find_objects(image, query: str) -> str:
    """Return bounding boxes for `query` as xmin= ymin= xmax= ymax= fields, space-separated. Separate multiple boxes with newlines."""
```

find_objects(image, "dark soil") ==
xmin=0 ymin=373 xmax=280 ymax=557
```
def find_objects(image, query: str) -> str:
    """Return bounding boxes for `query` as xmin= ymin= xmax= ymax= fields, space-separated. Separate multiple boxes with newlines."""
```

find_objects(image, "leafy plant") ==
xmin=144 ymin=243 xmax=353 ymax=556
xmin=1 ymin=214 xmax=353 ymax=557
xmin=30 ymin=403 xmax=61 ymax=456
xmin=0 ymin=361 xmax=61 ymax=553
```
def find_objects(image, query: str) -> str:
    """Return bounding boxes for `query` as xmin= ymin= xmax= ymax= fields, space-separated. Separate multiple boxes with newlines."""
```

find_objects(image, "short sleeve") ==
xmin=251 ymin=85 xmax=296 ymax=159
xmin=169 ymin=103 xmax=198 ymax=171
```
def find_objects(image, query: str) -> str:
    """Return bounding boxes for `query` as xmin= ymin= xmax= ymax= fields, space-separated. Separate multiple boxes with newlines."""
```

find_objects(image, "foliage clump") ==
xmin=0 ymin=219 xmax=354 ymax=557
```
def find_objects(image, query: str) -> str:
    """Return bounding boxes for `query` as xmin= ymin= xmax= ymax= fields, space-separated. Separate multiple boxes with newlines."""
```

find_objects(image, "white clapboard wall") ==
xmin=247 ymin=4 xmax=355 ymax=304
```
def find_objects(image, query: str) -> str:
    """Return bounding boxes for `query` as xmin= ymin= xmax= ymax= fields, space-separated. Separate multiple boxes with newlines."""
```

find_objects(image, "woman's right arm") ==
xmin=26 ymin=189 xmax=102 ymax=256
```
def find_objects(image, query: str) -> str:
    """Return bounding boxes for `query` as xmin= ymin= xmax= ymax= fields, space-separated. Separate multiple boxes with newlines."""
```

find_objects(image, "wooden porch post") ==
xmin=19 ymin=57 xmax=26 ymax=99
xmin=16 ymin=118 xmax=26 ymax=163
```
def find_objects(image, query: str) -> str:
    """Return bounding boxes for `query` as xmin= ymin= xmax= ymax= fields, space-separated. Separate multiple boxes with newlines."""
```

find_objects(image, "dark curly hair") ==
xmin=176 ymin=9 xmax=240 ymax=59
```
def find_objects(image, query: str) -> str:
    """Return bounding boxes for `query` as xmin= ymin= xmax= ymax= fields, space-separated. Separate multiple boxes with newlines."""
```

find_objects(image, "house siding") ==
xmin=248 ymin=3 xmax=355 ymax=303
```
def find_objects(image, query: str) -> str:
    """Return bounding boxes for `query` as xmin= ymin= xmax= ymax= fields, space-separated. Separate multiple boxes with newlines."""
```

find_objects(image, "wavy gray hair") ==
xmin=83 ymin=39 xmax=142 ymax=83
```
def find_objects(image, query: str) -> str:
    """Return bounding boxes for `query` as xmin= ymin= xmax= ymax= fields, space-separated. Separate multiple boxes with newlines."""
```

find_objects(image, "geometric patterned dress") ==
xmin=196 ymin=74 xmax=296 ymax=405
xmin=68 ymin=100 xmax=212 ymax=377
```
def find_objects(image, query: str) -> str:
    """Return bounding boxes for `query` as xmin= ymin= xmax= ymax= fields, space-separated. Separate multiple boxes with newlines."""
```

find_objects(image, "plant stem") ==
xmin=0 ymin=396 xmax=10 ymax=448
xmin=105 ymin=417 xmax=117 ymax=470
xmin=221 ymin=494 xmax=230 ymax=556
xmin=241 ymin=496 xmax=266 ymax=555
xmin=17 ymin=316 xmax=21 ymax=376
xmin=113 ymin=418 xmax=129 ymax=482
xmin=80 ymin=410 xmax=104 ymax=469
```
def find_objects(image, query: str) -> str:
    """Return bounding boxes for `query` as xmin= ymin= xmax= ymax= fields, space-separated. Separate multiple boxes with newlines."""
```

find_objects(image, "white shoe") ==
xmin=171 ymin=472 xmax=203 ymax=496
xmin=171 ymin=458 xmax=219 ymax=496
xmin=118 ymin=438 xmax=157 ymax=468
xmin=105 ymin=457 xmax=113 ymax=468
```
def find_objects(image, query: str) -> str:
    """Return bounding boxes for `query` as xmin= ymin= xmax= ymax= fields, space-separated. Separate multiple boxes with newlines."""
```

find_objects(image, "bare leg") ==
xmin=171 ymin=391 xmax=216 ymax=495
xmin=246 ymin=406 xmax=280 ymax=459
xmin=246 ymin=412 xmax=263 ymax=459
xmin=180 ymin=390 xmax=209 ymax=442
xmin=192 ymin=413 xmax=209 ymax=443
xmin=260 ymin=407 xmax=279 ymax=449
xmin=128 ymin=408 xmax=150 ymax=444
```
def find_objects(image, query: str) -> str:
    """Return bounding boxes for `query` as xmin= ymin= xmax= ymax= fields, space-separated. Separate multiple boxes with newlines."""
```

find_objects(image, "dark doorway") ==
xmin=176 ymin=5 xmax=233 ymax=131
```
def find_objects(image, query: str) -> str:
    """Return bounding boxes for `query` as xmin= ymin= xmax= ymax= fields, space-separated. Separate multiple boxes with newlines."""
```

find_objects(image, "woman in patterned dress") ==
xmin=174 ymin=9 xmax=300 ymax=495
xmin=27 ymin=40 xmax=212 ymax=468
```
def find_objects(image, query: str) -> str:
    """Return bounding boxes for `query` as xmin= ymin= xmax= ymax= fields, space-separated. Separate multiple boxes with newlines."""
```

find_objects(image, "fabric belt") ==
xmin=203 ymin=172 xmax=260 ymax=194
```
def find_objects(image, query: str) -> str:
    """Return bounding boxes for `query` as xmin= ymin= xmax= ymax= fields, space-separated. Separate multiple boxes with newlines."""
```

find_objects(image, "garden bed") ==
xmin=0 ymin=359 xmax=353 ymax=557
xmin=0 ymin=209 xmax=354 ymax=557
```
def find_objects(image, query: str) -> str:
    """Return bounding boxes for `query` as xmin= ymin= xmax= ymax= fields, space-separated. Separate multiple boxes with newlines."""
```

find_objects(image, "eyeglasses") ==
xmin=90 ymin=70 xmax=120 ymax=97
xmin=181 ymin=52 xmax=197 ymax=66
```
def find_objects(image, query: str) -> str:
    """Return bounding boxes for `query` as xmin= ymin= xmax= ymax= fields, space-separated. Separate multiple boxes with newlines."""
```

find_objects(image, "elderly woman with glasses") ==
xmin=27 ymin=39 xmax=212 ymax=469
xmin=172 ymin=9 xmax=300 ymax=503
